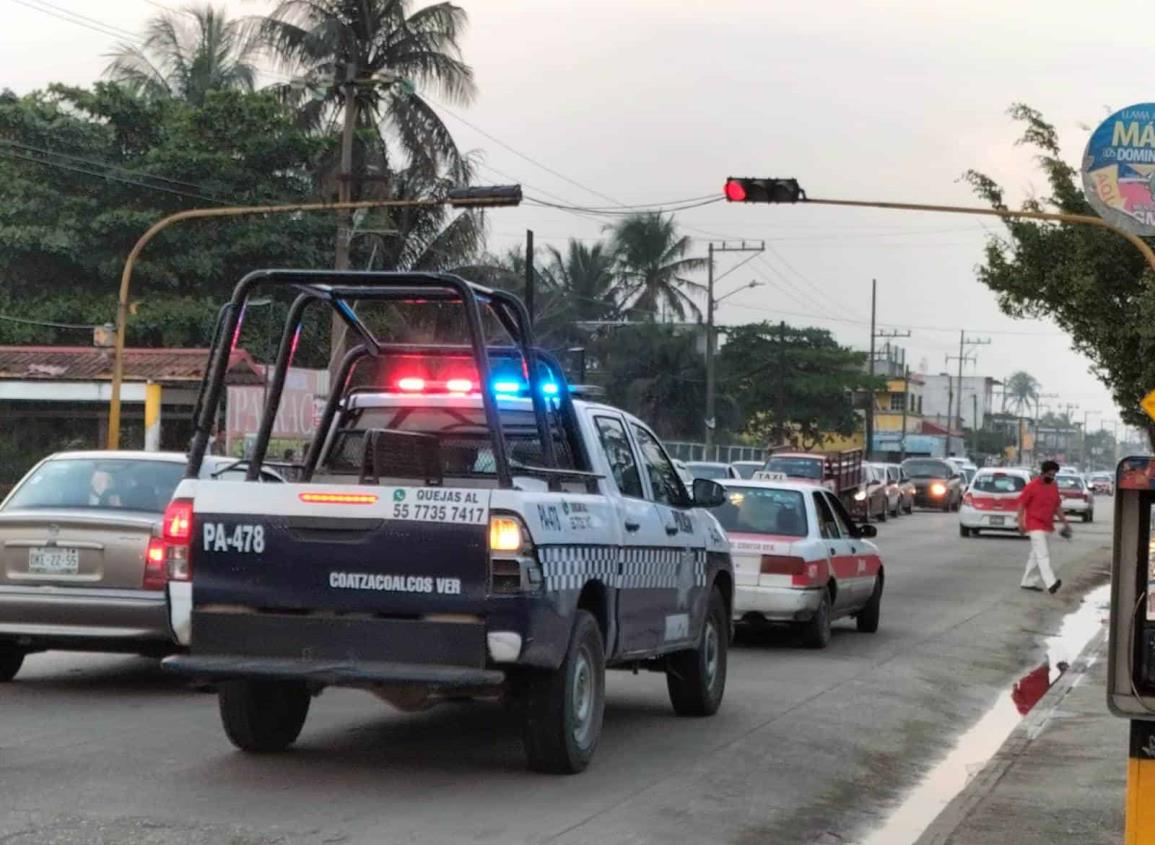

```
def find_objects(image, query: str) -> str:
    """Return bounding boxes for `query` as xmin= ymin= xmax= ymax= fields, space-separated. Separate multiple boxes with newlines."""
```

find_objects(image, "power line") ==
xmin=7 ymin=0 xmax=135 ymax=41
xmin=428 ymin=97 xmax=628 ymax=208
xmin=0 ymin=312 xmax=101 ymax=330
xmin=0 ymin=147 xmax=227 ymax=205
xmin=1 ymin=140 xmax=216 ymax=194
xmin=525 ymin=196 xmax=724 ymax=217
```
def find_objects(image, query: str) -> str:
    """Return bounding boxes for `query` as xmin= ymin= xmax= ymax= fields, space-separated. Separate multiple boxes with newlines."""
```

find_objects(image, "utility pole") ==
xmin=1082 ymin=409 xmax=1101 ymax=470
xmin=971 ymin=393 xmax=978 ymax=460
xmin=866 ymin=279 xmax=876 ymax=460
xmin=945 ymin=331 xmax=991 ymax=457
xmin=900 ymin=364 xmax=910 ymax=461
xmin=705 ymin=240 xmax=765 ymax=449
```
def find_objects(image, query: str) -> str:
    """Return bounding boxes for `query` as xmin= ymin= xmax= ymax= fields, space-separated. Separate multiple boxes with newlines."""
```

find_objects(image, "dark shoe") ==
xmin=1021 ymin=585 xmax=1044 ymax=592
xmin=1048 ymin=579 xmax=1062 ymax=594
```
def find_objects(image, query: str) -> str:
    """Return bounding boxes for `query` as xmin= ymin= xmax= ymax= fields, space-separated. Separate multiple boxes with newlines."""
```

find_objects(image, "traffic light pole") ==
xmin=704 ymin=240 xmax=765 ymax=451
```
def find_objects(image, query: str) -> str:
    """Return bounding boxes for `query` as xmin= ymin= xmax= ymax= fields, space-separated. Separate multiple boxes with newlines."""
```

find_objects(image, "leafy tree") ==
xmin=718 ymin=322 xmax=880 ymax=449
xmin=607 ymin=213 xmax=706 ymax=321
xmin=257 ymin=0 xmax=475 ymax=183
xmin=0 ymin=84 xmax=333 ymax=359
xmin=964 ymin=105 xmax=1147 ymax=441
xmin=593 ymin=325 xmax=707 ymax=440
xmin=106 ymin=4 xmax=259 ymax=106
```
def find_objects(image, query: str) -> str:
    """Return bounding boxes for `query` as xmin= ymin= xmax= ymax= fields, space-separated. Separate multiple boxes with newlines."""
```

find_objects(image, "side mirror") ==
xmin=692 ymin=477 xmax=727 ymax=508
xmin=855 ymin=523 xmax=878 ymax=539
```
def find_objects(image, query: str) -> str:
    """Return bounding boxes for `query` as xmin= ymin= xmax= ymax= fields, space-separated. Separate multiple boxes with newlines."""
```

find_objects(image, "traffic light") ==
xmin=447 ymin=185 xmax=523 ymax=208
xmin=723 ymin=177 xmax=805 ymax=204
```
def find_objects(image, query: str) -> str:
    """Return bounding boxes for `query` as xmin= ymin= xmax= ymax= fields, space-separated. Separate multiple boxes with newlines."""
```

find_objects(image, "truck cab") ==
xmin=162 ymin=269 xmax=733 ymax=774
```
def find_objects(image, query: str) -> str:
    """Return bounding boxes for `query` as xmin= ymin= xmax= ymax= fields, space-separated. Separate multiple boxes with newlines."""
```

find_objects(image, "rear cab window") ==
xmin=766 ymin=456 xmax=824 ymax=479
xmin=1057 ymin=476 xmax=1085 ymax=491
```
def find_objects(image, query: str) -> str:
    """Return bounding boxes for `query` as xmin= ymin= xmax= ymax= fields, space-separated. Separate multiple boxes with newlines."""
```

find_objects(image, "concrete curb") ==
xmin=913 ymin=622 xmax=1108 ymax=845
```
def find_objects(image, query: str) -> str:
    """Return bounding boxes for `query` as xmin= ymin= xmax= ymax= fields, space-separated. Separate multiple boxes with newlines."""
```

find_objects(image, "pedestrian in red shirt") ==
xmin=1017 ymin=460 xmax=1070 ymax=594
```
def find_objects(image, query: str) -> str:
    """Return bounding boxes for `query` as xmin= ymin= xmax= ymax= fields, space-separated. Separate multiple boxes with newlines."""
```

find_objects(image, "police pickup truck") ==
xmin=163 ymin=270 xmax=733 ymax=773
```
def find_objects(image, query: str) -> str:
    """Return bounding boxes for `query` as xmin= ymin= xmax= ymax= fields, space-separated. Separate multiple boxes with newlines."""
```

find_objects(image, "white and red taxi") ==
xmin=715 ymin=479 xmax=884 ymax=649
xmin=958 ymin=468 xmax=1031 ymax=537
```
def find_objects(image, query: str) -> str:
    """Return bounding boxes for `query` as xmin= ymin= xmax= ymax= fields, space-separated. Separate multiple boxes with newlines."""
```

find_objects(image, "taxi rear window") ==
xmin=714 ymin=487 xmax=808 ymax=537
xmin=972 ymin=473 xmax=1027 ymax=493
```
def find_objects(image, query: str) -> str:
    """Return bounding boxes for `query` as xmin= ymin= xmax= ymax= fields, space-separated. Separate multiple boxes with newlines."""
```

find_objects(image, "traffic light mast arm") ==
xmin=106 ymin=187 xmax=520 ymax=449
xmin=801 ymin=195 xmax=1155 ymax=276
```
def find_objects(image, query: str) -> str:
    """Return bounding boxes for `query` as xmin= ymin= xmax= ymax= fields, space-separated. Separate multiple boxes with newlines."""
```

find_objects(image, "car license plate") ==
xmin=989 ymin=516 xmax=1005 ymax=527
xmin=28 ymin=547 xmax=79 ymax=575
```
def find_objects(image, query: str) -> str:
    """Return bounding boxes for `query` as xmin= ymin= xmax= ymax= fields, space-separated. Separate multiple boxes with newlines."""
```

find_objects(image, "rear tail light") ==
xmin=488 ymin=514 xmax=543 ymax=594
xmin=760 ymin=555 xmax=821 ymax=587
xmin=142 ymin=537 xmax=167 ymax=590
xmin=963 ymin=493 xmax=974 ymax=507
xmin=162 ymin=498 xmax=194 ymax=582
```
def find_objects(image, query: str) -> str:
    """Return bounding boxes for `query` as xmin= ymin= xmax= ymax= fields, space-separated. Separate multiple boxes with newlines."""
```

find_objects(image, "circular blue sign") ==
xmin=1082 ymin=103 xmax=1155 ymax=236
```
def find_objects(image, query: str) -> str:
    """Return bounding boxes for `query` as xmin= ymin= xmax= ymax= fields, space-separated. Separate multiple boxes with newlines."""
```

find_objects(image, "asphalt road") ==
xmin=0 ymin=501 xmax=1115 ymax=845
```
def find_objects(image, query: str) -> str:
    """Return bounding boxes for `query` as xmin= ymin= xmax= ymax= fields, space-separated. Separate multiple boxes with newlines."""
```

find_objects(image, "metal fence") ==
xmin=665 ymin=441 xmax=767 ymax=464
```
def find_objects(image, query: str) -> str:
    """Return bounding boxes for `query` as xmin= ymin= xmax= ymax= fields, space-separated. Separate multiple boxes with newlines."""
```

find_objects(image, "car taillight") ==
xmin=142 ymin=537 xmax=167 ymax=590
xmin=162 ymin=498 xmax=194 ymax=582
xmin=488 ymin=514 xmax=542 ymax=594
xmin=963 ymin=493 xmax=974 ymax=507
xmin=760 ymin=555 xmax=820 ymax=587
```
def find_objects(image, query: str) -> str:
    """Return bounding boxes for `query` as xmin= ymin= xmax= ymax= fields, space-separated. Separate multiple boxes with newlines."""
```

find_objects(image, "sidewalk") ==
xmin=917 ymin=629 xmax=1126 ymax=844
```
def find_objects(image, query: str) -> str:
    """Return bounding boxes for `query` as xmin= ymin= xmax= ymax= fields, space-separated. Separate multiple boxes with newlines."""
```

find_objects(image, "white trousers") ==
xmin=1021 ymin=530 xmax=1058 ymax=589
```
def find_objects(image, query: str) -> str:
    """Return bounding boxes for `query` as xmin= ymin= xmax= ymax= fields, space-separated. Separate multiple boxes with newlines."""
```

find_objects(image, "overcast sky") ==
xmin=3 ymin=0 xmax=1150 ymax=436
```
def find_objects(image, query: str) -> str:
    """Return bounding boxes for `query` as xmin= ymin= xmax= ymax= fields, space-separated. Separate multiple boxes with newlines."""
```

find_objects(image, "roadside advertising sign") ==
xmin=1083 ymin=103 xmax=1155 ymax=237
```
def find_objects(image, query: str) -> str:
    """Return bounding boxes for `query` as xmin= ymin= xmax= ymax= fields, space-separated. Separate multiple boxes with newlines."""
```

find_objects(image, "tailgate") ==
xmin=190 ymin=482 xmax=492 ymax=614
xmin=0 ymin=510 xmax=157 ymax=589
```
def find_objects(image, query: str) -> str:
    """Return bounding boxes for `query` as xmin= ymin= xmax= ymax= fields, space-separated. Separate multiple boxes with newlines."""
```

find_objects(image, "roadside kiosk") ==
xmin=1108 ymin=456 xmax=1155 ymax=841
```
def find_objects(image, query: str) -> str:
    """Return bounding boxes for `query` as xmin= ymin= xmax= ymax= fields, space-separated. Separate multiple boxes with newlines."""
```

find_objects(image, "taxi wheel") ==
xmin=801 ymin=589 xmax=832 ymax=649
xmin=0 ymin=644 xmax=24 ymax=682
xmin=959 ymin=525 xmax=972 ymax=538
xmin=522 ymin=610 xmax=605 ymax=774
xmin=857 ymin=577 xmax=883 ymax=633
xmin=667 ymin=586 xmax=728 ymax=717
xmin=218 ymin=679 xmax=310 ymax=753
xmin=877 ymin=504 xmax=887 ymax=522
xmin=1084 ymin=510 xmax=1094 ymax=523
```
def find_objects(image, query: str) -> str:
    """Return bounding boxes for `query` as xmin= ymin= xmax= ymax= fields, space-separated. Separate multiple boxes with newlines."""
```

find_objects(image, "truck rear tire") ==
xmin=521 ymin=610 xmax=605 ymax=774
xmin=666 ymin=587 xmax=728 ymax=717
xmin=0 ymin=644 xmax=24 ymax=682
xmin=218 ymin=679 xmax=311 ymax=753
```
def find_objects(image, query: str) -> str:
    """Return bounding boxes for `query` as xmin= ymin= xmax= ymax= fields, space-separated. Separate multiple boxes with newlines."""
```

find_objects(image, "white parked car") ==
xmin=959 ymin=467 xmax=1031 ymax=537
xmin=684 ymin=461 xmax=740 ymax=480
xmin=715 ymin=479 xmax=884 ymax=648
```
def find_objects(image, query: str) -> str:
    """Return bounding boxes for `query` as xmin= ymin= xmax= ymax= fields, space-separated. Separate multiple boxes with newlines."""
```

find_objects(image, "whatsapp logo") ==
xmin=393 ymin=489 xmax=407 ymax=502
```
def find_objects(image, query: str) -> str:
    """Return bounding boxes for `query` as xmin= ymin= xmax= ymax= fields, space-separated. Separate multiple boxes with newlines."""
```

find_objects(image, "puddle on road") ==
xmin=855 ymin=583 xmax=1111 ymax=845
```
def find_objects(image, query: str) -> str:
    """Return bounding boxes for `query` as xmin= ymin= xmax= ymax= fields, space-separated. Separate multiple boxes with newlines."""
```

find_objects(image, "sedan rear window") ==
xmin=765 ymin=457 xmax=823 ymax=479
xmin=713 ymin=487 xmax=808 ymax=537
xmin=1057 ymin=476 xmax=1085 ymax=490
xmin=4 ymin=459 xmax=185 ymax=513
xmin=972 ymin=473 xmax=1027 ymax=493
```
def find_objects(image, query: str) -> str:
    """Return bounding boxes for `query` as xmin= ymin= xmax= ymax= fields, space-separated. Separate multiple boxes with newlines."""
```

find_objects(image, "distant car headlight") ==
xmin=854 ymin=490 xmax=867 ymax=501
xmin=930 ymin=482 xmax=947 ymax=496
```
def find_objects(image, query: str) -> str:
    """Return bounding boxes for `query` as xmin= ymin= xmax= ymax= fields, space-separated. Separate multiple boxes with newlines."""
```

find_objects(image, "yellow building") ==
xmin=871 ymin=373 xmax=923 ymax=435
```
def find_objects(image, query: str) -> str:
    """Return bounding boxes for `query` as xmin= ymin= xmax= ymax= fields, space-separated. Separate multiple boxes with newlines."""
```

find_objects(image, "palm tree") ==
xmin=257 ymin=0 xmax=476 ymax=184
xmin=607 ymin=213 xmax=707 ymax=321
xmin=542 ymin=241 xmax=620 ymax=322
xmin=105 ymin=4 xmax=259 ymax=105
xmin=1005 ymin=370 xmax=1040 ymax=415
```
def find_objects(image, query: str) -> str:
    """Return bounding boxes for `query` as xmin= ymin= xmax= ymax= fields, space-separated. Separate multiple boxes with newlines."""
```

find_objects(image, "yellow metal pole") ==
xmin=804 ymin=197 xmax=1155 ymax=275
xmin=105 ymin=197 xmax=445 ymax=449
xmin=143 ymin=381 xmax=162 ymax=452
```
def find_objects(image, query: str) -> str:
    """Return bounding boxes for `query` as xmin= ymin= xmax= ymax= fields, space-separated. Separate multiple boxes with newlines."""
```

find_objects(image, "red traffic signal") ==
xmin=723 ymin=177 xmax=805 ymax=204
